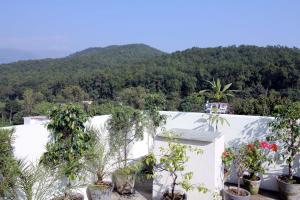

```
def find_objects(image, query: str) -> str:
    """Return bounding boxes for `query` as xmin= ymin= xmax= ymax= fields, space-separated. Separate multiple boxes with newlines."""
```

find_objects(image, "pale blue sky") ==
xmin=1 ymin=0 xmax=299 ymax=55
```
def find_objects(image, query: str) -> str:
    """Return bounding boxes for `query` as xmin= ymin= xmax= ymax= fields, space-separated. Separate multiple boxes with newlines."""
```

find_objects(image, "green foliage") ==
xmin=61 ymin=85 xmax=88 ymax=103
xmin=0 ymin=128 xmax=19 ymax=199
xmin=32 ymin=101 xmax=55 ymax=115
xmin=40 ymin=104 xmax=93 ymax=183
xmin=88 ymin=101 xmax=119 ymax=116
xmin=0 ymin=45 xmax=299 ymax=118
xmin=84 ymin=126 xmax=115 ymax=184
xmin=149 ymin=137 xmax=207 ymax=198
xmin=267 ymin=101 xmax=300 ymax=180
xmin=200 ymin=78 xmax=235 ymax=102
xmin=118 ymin=86 xmax=148 ymax=109
xmin=179 ymin=92 xmax=205 ymax=112
xmin=108 ymin=106 xmax=145 ymax=168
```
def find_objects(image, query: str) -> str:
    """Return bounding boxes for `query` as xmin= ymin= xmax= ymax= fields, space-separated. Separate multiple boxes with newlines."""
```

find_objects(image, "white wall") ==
xmin=6 ymin=111 xmax=291 ymax=195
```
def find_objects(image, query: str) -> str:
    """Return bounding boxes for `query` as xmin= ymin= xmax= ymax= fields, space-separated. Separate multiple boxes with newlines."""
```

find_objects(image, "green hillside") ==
xmin=0 ymin=44 xmax=299 ymax=125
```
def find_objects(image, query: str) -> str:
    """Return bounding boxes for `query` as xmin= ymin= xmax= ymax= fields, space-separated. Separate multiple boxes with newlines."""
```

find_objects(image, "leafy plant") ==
xmin=40 ymin=104 xmax=93 ymax=196
xmin=0 ymin=128 xmax=19 ymax=199
xmin=84 ymin=126 xmax=116 ymax=185
xmin=267 ymin=102 xmax=300 ymax=181
xmin=108 ymin=106 xmax=145 ymax=170
xmin=242 ymin=140 xmax=277 ymax=180
xmin=148 ymin=137 xmax=207 ymax=199
xmin=200 ymin=78 xmax=235 ymax=102
xmin=17 ymin=160 xmax=65 ymax=200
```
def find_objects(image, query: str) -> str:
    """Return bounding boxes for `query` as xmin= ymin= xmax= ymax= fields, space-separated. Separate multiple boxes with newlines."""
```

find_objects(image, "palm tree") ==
xmin=200 ymin=78 xmax=235 ymax=102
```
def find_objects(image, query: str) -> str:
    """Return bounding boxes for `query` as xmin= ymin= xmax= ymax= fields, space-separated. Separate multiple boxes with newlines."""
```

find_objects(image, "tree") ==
xmin=108 ymin=106 xmax=145 ymax=168
xmin=40 ymin=104 xmax=93 ymax=197
xmin=200 ymin=78 xmax=235 ymax=102
xmin=23 ymin=89 xmax=35 ymax=116
xmin=118 ymin=86 xmax=147 ymax=109
xmin=267 ymin=102 xmax=300 ymax=180
xmin=179 ymin=92 xmax=205 ymax=112
xmin=4 ymin=100 xmax=22 ymax=125
xmin=61 ymin=85 xmax=88 ymax=102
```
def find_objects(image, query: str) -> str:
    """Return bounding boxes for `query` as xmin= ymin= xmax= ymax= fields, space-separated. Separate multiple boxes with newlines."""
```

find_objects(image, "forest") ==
xmin=0 ymin=44 xmax=299 ymax=126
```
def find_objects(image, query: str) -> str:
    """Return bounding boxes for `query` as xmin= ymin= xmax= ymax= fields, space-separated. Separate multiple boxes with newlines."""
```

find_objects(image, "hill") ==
xmin=0 ymin=44 xmax=299 ymax=120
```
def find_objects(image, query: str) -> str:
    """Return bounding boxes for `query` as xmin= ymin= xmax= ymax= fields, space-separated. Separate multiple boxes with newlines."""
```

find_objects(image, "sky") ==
xmin=0 ymin=0 xmax=300 ymax=57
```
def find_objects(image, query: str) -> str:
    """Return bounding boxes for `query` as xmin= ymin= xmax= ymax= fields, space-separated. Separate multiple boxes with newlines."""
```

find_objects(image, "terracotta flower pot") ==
xmin=223 ymin=186 xmax=251 ymax=200
xmin=86 ymin=181 xmax=114 ymax=200
xmin=243 ymin=175 xmax=261 ymax=195
xmin=277 ymin=175 xmax=300 ymax=200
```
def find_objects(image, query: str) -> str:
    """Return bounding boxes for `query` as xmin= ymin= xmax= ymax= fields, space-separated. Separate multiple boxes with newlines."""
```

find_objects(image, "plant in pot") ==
xmin=84 ymin=127 xmax=116 ymax=200
xmin=108 ymin=106 xmax=145 ymax=195
xmin=222 ymin=148 xmax=234 ymax=181
xmin=242 ymin=140 xmax=277 ymax=195
xmin=147 ymin=136 xmax=208 ymax=200
xmin=267 ymin=102 xmax=300 ymax=200
xmin=223 ymin=146 xmax=251 ymax=200
xmin=40 ymin=104 xmax=94 ymax=200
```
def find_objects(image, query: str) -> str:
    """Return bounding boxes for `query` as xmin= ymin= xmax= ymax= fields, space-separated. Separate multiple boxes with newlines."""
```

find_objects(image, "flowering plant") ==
xmin=242 ymin=140 xmax=277 ymax=180
xmin=221 ymin=148 xmax=234 ymax=174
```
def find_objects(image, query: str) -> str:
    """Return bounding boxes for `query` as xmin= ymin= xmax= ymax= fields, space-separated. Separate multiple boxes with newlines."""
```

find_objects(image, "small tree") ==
xmin=108 ymin=106 xmax=145 ymax=169
xmin=200 ymin=78 xmax=235 ymax=102
xmin=40 ymin=104 xmax=93 ymax=197
xmin=267 ymin=102 xmax=300 ymax=181
xmin=149 ymin=137 xmax=207 ymax=199
xmin=145 ymin=93 xmax=166 ymax=152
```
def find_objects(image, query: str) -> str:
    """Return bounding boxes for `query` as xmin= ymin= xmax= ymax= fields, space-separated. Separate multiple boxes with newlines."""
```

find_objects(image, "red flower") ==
xmin=222 ymin=151 xmax=229 ymax=157
xmin=247 ymin=144 xmax=254 ymax=151
xmin=271 ymin=144 xmax=278 ymax=152
xmin=260 ymin=141 xmax=271 ymax=149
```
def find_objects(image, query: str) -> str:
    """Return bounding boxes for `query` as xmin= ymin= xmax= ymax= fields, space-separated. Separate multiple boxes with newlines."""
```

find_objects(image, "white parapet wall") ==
xmin=5 ymin=111 xmax=294 ymax=194
xmin=152 ymin=131 xmax=224 ymax=200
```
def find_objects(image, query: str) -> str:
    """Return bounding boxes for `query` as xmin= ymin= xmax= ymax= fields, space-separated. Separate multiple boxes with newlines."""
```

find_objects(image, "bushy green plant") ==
xmin=267 ymin=102 xmax=300 ymax=181
xmin=0 ymin=128 xmax=19 ymax=199
xmin=40 ymin=104 xmax=93 ymax=196
xmin=108 ymin=106 xmax=145 ymax=170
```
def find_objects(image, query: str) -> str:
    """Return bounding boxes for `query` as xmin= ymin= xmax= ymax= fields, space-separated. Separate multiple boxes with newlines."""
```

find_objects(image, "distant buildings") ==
xmin=205 ymin=101 xmax=229 ymax=114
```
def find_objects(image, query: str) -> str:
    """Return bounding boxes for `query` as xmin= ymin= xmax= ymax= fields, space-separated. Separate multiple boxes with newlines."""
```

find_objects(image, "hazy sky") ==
xmin=1 ymin=0 xmax=300 ymax=55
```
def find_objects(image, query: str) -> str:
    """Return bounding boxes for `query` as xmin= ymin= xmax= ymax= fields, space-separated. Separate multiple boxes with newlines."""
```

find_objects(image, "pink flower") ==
xmin=260 ymin=141 xmax=271 ymax=149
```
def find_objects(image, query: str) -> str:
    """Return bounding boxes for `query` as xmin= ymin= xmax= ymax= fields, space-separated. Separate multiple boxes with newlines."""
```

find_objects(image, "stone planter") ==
xmin=86 ymin=182 xmax=114 ymax=200
xmin=223 ymin=186 xmax=251 ymax=200
xmin=112 ymin=172 xmax=136 ymax=194
xmin=277 ymin=176 xmax=300 ymax=200
xmin=243 ymin=176 xmax=261 ymax=195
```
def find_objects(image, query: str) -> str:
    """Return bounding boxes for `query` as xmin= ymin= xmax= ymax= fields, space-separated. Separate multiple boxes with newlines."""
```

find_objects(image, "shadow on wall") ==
xmin=228 ymin=117 xmax=271 ymax=147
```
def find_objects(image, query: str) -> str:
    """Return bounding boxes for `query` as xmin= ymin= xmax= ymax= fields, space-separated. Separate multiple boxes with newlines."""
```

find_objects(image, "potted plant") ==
xmin=148 ymin=137 xmax=208 ymax=200
xmin=267 ymin=102 xmax=300 ymax=199
xmin=40 ymin=104 xmax=94 ymax=200
xmin=85 ymin=127 xmax=115 ymax=200
xmin=223 ymin=147 xmax=251 ymax=200
xmin=108 ymin=106 xmax=145 ymax=194
xmin=242 ymin=140 xmax=277 ymax=195
xmin=221 ymin=148 xmax=234 ymax=180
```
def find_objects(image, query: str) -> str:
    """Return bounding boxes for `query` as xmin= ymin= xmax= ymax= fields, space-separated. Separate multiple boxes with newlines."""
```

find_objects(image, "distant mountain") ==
xmin=0 ymin=48 xmax=70 ymax=64
xmin=0 ymin=49 xmax=37 ymax=64
xmin=68 ymin=43 xmax=166 ymax=65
